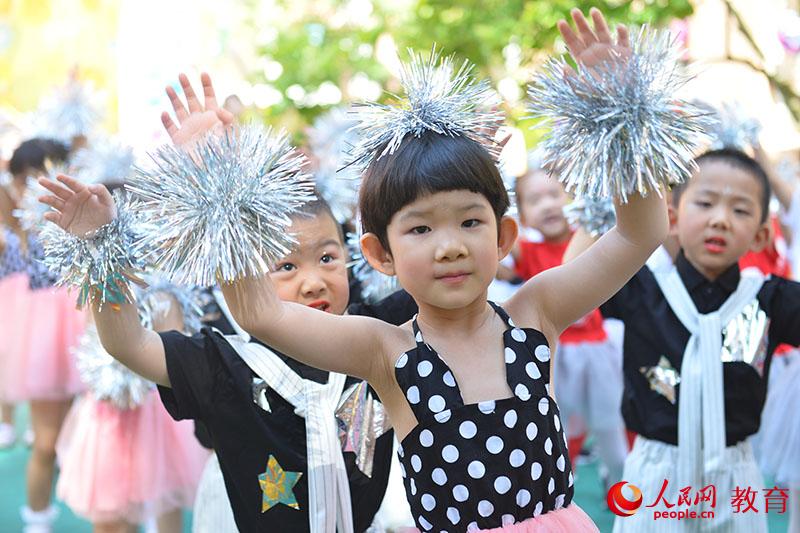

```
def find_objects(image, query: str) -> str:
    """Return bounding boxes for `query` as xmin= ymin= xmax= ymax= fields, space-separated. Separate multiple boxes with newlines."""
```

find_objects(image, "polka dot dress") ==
xmin=395 ymin=302 xmax=573 ymax=532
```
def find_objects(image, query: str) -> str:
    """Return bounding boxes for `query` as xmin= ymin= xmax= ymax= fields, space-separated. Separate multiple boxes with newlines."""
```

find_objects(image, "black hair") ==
xmin=358 ymin=131 xmax=509 ymax=250
xmin=8 ymin=138 xmax=70 ymax=177
xmin=672 ymin=148 xmax=771 ymax=224
xmin=291 ymin=194 xmax=345 ymax=246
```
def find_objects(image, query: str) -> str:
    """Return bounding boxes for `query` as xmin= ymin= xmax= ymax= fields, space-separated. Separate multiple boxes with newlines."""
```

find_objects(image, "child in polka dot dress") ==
xmin=215 ymin=10 xmax=669 ymax=531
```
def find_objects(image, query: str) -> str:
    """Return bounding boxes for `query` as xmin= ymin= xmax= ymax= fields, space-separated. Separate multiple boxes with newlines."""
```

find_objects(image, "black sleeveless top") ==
xmin=395 ymin=302 xmax=574 ymax=531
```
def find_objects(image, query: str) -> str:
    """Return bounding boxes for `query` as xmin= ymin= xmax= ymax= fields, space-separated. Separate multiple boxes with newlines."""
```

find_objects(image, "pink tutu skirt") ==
xmin=479 ymin=504 xmax=598 ymax=532
xmin=56 ymin=390 xmax=209 ymax=524
xmin=0 ymin=283 xmax=86 ymax=402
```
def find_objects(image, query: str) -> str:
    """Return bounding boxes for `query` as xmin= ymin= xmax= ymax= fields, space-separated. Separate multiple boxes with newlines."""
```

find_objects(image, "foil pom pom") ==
xmin=38 ymin=195 xmax=147 ymax=308
xmin=308 ymin=107 xmax=361 ymax=224
xmin=74 ymin=325 xmax=153 ymax=410
xmin=127 ymin=125 xmax=316 ymax=286
xmin=34 ymin=79 xmax=101 ymax=143
xmin=527 ymin=27 xmax=708 ymax=202
xmin=72 ymin=138 xmax=135 ymax=185
xmin=346 ymin=229 xmax=398 ymax=304
xmin=135 ymin=278 xmax=204 ymax=335
xmin=563 ymin=196 xmax=617 ymax=237
xmin=347 ymin=46 xmax=503 ymax=170
xmin=704 ymin=102 xmax=761 ymax=151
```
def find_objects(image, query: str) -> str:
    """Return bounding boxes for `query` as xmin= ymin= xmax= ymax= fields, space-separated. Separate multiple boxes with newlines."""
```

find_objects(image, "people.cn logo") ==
xmin=607 ymin=481 xmax=643 ymax=517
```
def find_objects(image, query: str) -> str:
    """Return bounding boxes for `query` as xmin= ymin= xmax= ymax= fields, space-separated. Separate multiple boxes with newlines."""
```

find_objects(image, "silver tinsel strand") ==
xmin=135 ymin=278 xmax=204 ymax=335
xmin=527 ymin=27 xmax=708 ymax=202
xmin=346 ymin=230 xmax=398 ymax=304
xmin=127 ymin=125 xmax=316 ymax=286
xmin=72 ymin=138 xmax=135 ymax=185
xmin=308 ymin=107 xmax=361 ymax=223
xmin=563 ymin=196 xmax=617 ymax=237
xmin=34 ymin=80 xmax=101 ymax=143
xmin=74 ymin=325 xmax=153 ymax=410
xmin=707 ymin=102 xmax=761 ymax=151
xmin=347 ymin=47 xmax=503 ymax=170
xmin=38 ymin=194 xmax=146 ymax=308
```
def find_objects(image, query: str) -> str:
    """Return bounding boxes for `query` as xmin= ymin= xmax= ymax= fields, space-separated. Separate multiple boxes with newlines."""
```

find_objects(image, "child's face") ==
xmin=269 ymin=212 xmax=350 ymax=315
xmin=675 ymin=160 xmax=769 ymax=280
xmin=517 ymin=171 xmax=570 ymax=241
xmin=370 ymin=189 xmax=516 ymax=310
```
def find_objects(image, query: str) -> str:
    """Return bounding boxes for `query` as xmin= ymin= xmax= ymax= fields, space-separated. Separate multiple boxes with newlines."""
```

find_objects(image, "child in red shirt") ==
xmin=513 ymin=164 xmax=628 ymax=489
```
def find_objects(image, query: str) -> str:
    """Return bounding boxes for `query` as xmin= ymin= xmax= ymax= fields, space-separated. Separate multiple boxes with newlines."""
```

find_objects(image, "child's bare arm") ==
xmin=562 ymin=227 xmax=597 ymax=263
xmin=39 ymin=175 xmax=171 ymax=386
xmin=221 ymin=275 xmax=396 ymax=382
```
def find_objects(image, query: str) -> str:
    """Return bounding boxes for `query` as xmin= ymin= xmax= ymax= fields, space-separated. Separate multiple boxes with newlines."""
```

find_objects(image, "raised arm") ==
xmin=161 ymin=73 xmax=398 ymax=383
xmin=508 ymin=9 xmax=668 ymax=337
xmin=38 ymin=175 xmax=170 ymax=386
xmin=754 ymin=144 xmax=797 ymax=212
xmin=220 ymin=272 xmax=398 ymax=382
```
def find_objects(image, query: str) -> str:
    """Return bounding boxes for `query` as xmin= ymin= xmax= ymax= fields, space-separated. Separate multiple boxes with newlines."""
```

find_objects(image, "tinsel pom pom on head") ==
xmin=72 ymin=138 xmax=135 ymax=185
xmin=527 ymin=27 xmax=708 ymax=202
xmin=347 ymin=46 xmax=504 ymax=170
xmin=127 ymin=125 xmax=316 ymax=287
xmin=308 ymin=107 xmax=361 ymax=224
xmin=38 ymin=194 xmax=147 ymax=309
xmin=563 ymin=196 xmax=617 ymax=237
xmin=74 ymin=325 xmax=153 ymax=410
xmin=34 ymin=79 xmax=101 ymax=143
xmin=704 ymin=102 xmax=761 ymax=151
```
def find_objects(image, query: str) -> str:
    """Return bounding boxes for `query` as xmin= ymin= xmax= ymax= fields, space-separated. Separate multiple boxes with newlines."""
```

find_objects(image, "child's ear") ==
xmin=748 ymin=220 xmax=772 ymax=254
xmin=498 ymin=216 xmax=519 ymax=260
xmin=360 ymin=232 xmax=396 ymax=276
xmin=667 ymin=203 xmax=679 ymax=238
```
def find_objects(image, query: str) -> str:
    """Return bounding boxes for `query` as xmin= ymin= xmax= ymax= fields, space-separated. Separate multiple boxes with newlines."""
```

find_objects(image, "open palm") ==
xmin=558 ymin=8 xmax=630 ymax=70
xmin=161 ymin=72 xmax=235 ymax=149
xmin=38 ymin=174 xmax=116 ymax=237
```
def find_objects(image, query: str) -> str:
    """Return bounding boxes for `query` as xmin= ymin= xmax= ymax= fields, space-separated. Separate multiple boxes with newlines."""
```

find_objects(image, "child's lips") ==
xmin=704 ymin=237 xmax=727 ymax=254
xmin=307 ymin=300 xmax=331 ymax=312
xmin=436 ymin=272 xmax=470 ymax=284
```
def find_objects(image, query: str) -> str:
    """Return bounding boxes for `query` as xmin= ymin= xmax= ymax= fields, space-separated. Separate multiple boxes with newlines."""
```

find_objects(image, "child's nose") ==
xmin=435 ymin=235 xmax=468 ymax=261
xmin=300 ymin=273 xmax=327 ymax=296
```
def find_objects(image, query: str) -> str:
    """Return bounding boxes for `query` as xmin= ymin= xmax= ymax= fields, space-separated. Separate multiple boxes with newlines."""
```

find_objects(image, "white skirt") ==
xmin=192 ymin=453 xmax=237 ymax=533
xmin=613 ymin=436 xmax=767 ymax=533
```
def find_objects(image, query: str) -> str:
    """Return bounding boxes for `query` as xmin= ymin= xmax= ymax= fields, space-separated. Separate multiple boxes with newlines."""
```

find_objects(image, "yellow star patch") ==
xmin=258 ymin=455 xmax=302 ymax=513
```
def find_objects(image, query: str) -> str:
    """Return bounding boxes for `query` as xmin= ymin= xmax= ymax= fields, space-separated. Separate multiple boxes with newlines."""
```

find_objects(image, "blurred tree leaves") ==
xmin=244 ymin=0 xmax=693 ymax=142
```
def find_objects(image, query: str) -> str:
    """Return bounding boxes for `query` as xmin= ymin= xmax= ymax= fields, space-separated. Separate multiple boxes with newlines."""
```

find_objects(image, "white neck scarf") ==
xmin=653 ymin=268 xmax=764 ymax=490
xmin=226 ymin=335 xmax=353 ymax=533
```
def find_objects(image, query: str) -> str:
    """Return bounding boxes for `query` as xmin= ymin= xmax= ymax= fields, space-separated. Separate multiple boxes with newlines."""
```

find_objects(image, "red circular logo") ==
xmin=607 ymin=481 xmax=643 ymax=517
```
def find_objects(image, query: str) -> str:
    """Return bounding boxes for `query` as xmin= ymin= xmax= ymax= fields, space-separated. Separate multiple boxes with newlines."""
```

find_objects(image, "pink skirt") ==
xmin=56 ymin=390 xmax=209 ymax=524
xmin=479 ymin=504 xmax=599 ymax=532
xmin=0 ymin=283 xmax=86 ymax=402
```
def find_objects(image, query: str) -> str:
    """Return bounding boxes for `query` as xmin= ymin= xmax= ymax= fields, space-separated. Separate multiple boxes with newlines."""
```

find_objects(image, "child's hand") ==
xmin=161 ymin=72 xmax=235 ymax=150
xmin=558 ymin=8 xmax=630 ymax=71
xmin=38 ymin=174 xmax=116 ymax=237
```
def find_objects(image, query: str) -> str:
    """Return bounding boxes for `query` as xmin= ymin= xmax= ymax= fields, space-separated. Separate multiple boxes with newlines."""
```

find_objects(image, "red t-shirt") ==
xmin=515 ymin=237 xmax=607 ymax=344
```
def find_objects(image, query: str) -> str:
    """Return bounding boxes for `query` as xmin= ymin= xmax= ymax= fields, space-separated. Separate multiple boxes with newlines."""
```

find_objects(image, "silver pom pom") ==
xmin=135 ymin=278 xmax=204 ymax=335
xmin=127 ymin=125 xmax=316 ymax=286
xmin=308 ymin=108 xmax=361 ymax=223
xmin=74 ymin=325 xmax=153 ymax=410
xmin=563 ymin=196 xmax=617 ymax=237
xmin=348 ymin=46 xmax=503 ymax=170
xmin=704 ymin=102 xmax=761 ymax=151
xmin=346 ymin=229 xmax=398 ymax=304
xmin=72 ymin=138 xmax=135 ymax=185
xmin=38 ymin=195 xmax=146 ymax=308
xmin=34 ymin=80 xmax=101 ymax=143
xmin=527 ymin=27 xmax=708 ymax=202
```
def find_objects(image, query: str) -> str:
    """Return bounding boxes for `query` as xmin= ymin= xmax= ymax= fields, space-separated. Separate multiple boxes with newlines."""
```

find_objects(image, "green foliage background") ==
xmin=240 ymin=0 xmax=692 ymax=145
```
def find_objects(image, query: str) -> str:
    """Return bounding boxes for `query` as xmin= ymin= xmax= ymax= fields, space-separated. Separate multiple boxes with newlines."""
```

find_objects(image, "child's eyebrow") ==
xmin=400 ymin=202 xmax=487 ymax=221
xmin=313 ymin=238 xmax=343 ymax=250
xmin=696 ymin=188 xmax=756 ymax=204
